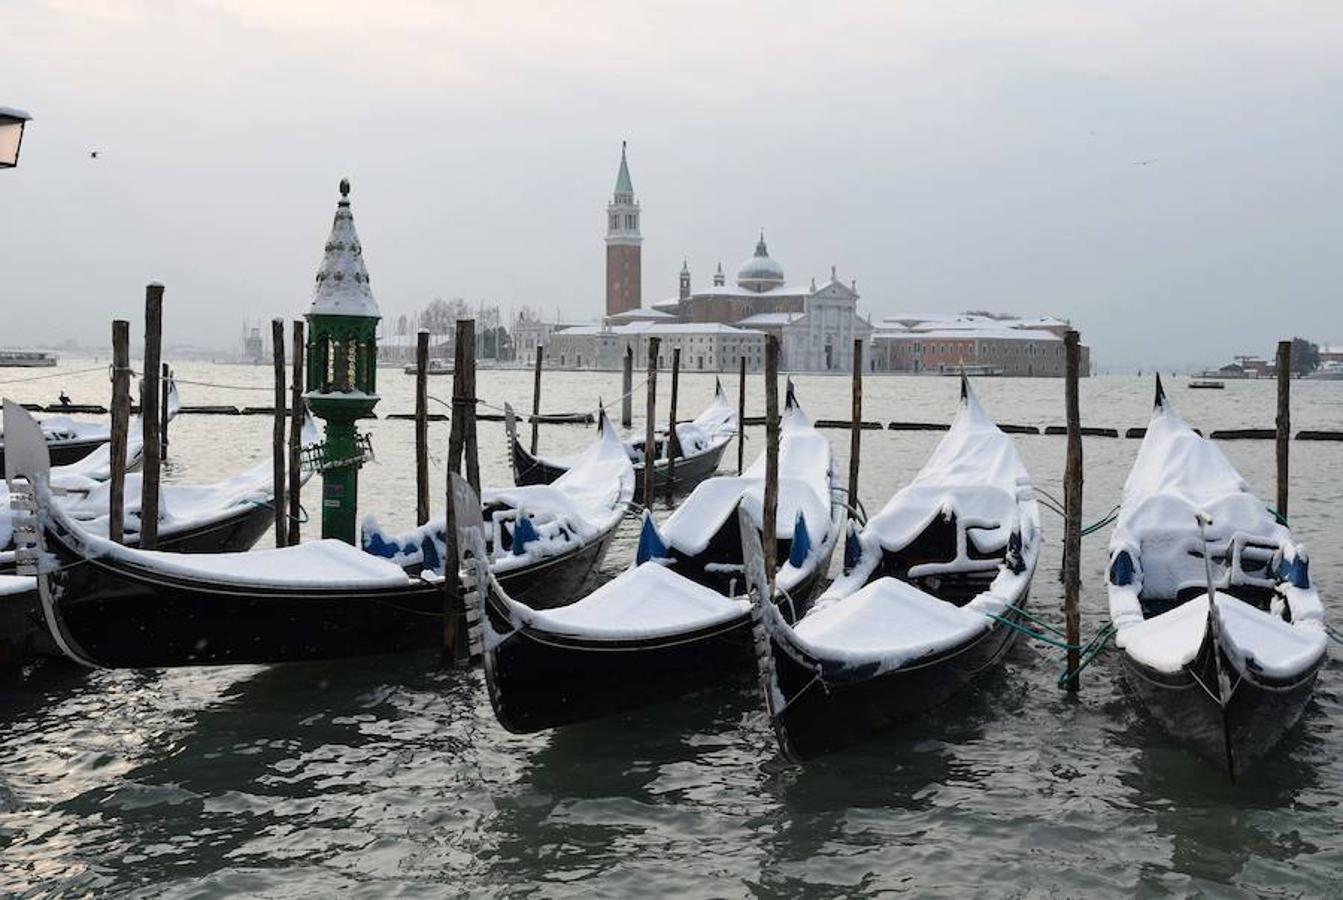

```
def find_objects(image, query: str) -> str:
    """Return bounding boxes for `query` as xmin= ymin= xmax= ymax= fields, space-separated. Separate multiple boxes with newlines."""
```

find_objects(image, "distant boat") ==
xmin=402 ymin=358 xmax=453 ymax=375
xmin=938 ymin=364 xmax=1004 ymax=377
xmin=1188 ymin=380 xmax=1225 ymax=390
xmin=0 ymin=350 xmax=57 ymax=368
xmin=1305 ymin=362 xmax=1343 ymax=381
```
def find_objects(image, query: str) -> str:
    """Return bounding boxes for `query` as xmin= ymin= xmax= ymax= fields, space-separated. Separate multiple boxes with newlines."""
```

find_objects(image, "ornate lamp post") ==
xmin=0 ymin=107 xmax=32 ymax=169
xmin=303 ymin=178 xmax=381 ymax=543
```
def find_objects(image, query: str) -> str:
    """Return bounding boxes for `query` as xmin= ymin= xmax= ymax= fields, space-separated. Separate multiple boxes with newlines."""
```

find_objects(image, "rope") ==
xmin=0 ymin=364 xmax=108 ymax=386
xmin=1080 ymin=505 xmax=1121 ymax=537
xmin=1326 ymin=623 xmax=1343 ymax=646
xmin=170 ymin=376 xmax=274 ymax=392
xmin=988 ymin=605 xmax=1118 ymax=688
xmin=1056 ymin=622 xmax=1118 ymax=688
xmin=1267 ymin=506 xmax=1289 ymax=527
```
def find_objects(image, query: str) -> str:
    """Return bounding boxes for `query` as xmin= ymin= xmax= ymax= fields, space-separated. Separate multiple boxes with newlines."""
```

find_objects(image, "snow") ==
xmin=364 ymin=407 xmax=633 ymax=572
xmin=35 ymin=416 xmax=109 ymax=443
xmin=863 ymin=385 xmax=1037 ymax=561
xmin=308 ymin=187 xmax=381 ymax=319
xmin=791 ymin=576 xmax=991 ymax=668
xmin=517 ymin=562 xmax=749 ymax=640
xmin=1117 ymin=592 xmax=1327 ymax=678
xmin=662 ymin=399 xmax=833 ymax=557
xmin=0 ymin=575 xmax=35 ymax=597
xmin=1109 ymin=392 xmax=1327 ymax=679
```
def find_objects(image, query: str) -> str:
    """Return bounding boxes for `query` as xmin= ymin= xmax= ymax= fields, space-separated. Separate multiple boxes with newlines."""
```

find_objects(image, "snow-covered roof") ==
xmin=607 ymin=308 xmax=675 ymax=320
xmin=308 ymin=179 xmax=380 ymax=319
xmin=874 ymin=326 xmax=1061 ymax=343
xmin=737 ymin=233 xmax=785 ymax=288
xmin=737 ymin=312 xmax=804 ymax=326
xmin=0 ymin=107 xmax=32 ymax=121
xmin=553 ymin=322 xmax=764 ymax=338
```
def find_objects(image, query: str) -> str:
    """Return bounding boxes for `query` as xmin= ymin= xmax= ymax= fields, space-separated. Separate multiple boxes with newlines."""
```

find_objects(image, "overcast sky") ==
xmin=3 ymin=1 xmax=1341 ymax=367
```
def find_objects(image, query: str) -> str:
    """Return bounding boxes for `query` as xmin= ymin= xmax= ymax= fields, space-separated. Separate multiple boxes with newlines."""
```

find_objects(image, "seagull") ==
xmin=1133 ymin=158 xmax=1157 ymax=166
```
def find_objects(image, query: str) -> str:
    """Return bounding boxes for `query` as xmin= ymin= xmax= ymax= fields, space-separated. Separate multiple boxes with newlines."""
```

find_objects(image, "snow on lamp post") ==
xmin=0 ymin=107 xmax=32 ymax=169
xmin=302 ymin=178 xmax=381 ymax=543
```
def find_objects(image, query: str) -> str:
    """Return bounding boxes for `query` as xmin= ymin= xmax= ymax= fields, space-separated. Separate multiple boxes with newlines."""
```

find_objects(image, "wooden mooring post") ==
xmin=108 ymin=320 xmax=131 ymax=544
xmin=271 ymin=318 xmax=288 ymax=547
xmin=442 ymin=319 xmax=479 ymax=666
xmin=762 ymin=336 xmax=780 ymax=587
xmin=288 ymin=319 xmax=305 ymax=546
xmin=666 ymin=347 xmax=681 ymax=503
xmin=848 ymin=338 xmax=863 ymax=514
xmin=1062 ymin=330 xmax=1083 ymax=692
xmin=140 ymin=283 xmax=164 ymax=550
xmin=159 ymin=362 xmax=171 ymax=460
xmin=644 ymin=337 xmax=661 ymax=506
xmin=530 ymin=347 xmax=543 ymax=455
xmin=1276 ymin=339 xmax=1291 ymax=519
xmin=622 ymin=345 xmax=634 ymax=429
xmin=415 ymin=330 xmax=431 ymax=525
xmin=737 ymin=354 xmax=747 ymax=475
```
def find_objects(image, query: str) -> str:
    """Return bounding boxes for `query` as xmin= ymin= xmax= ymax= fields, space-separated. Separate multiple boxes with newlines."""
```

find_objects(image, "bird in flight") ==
xmin=89 ymin=151 xmax=100 ymax=159
xmin=1132 ymin=158 xmax=1157 ymax=166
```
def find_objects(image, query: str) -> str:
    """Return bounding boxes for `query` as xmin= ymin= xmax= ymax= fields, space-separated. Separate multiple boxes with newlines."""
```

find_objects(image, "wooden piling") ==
xmin=140 ymin=283 xmax=164 ymax=550
xmin=442 ymin=319 xmax=477 ymax=665
xmin=1276 ymin=339 xmax=1291 ymax=519
xmin=108 ymin=320 xmax=131 ymax=544
xmin=415 ymin=330 xmax=430 ymax=525
xmin=737 ymin=354 xmax=747 ymax=475
xmin=622 ymin=345 xmax=634 ymax=429
xmin=287 ymin=319 xmax=304 ymax=546
xmin=762 ymin=336 xmax=780 ymax=587
xmin=159 ymin=363 xmax=171 ymax=460
xmin=271 ymin=318 xmax=288 ymax=547
xmin=530 ymin=346 xmax=543 ymax=455
xmin=644 ymin=337 xmax=661 ymax=505
xmin=666 ymin=347 xmax=681 ymax=503
xmin=848 ymin=338 xmax=863 ymax=515
xmin=1063 ymin=330 xmax=1083 ymax=692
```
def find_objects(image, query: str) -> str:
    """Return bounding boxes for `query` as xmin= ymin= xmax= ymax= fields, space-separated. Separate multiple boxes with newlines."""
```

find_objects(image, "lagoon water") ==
xmin=2 ymin=362 xmax=1342 ymax=896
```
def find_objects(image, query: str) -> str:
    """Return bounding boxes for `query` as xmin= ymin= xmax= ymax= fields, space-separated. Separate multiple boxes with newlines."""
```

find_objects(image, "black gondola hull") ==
xmin=491 ymin=522 xmax=620 ymax=610
xmin=766 ymin=600 xmax=1025 ymax=761
xmin=483 ymin=612 xmax=753 ymax=733
xmin=0 ymin=436 xmax=109 ymax=473
xmin=1119 ymin=638 xmax=1322 ymax=779
xmin=511 ymin=434 xmax=729 ymax=501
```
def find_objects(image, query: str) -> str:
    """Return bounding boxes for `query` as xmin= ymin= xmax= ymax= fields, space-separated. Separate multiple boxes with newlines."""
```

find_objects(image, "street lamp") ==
xmin=0 ymin=107 xmax=32 ymax=169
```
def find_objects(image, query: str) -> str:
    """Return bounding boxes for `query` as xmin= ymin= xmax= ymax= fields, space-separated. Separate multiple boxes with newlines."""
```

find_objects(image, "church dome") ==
xmin=737 ymin=232 xmax=785 ymax=292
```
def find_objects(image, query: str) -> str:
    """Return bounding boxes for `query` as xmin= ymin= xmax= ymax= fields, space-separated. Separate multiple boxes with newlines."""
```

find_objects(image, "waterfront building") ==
xmin=651 ymin=237 xmax=872 ymax=372
xmin=544 ymin=321 xmax=765 ymax=372
xmin=870 ymin=312 xmax=1089 ymax=377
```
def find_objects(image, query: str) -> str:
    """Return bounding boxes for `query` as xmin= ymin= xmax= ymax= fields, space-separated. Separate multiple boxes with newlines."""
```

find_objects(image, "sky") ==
xmin=2 ymin=0 xmax=1341 ymax=368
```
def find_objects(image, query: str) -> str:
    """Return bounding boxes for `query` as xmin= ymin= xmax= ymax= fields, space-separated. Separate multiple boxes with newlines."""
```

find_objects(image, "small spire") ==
xmin=754 ymin=230 xmax=769 ymax=257
xmin=830 ymin=264 xmax=837 ymax=282
xmin=308 ymin=178 xmax=379 ymax=318
xmin=339 ymin=177 xmax=350 ymax=198
xmin=614 ymin=141 xmax=634 ymax=194
xmin=680 ymin=258 xmax=690 ymax=275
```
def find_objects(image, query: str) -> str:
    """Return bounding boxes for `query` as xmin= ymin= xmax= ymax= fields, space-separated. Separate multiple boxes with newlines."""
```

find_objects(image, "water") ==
xmin=3 ymin=363 xmax=1342 ymax=896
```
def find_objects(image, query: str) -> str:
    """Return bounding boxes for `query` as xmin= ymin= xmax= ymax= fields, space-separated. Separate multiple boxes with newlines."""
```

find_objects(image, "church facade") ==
xmin=652 ymin=235 xmax=872 ymax=372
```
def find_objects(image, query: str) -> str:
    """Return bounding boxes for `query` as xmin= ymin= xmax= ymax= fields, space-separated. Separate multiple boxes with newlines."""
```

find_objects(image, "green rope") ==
xmin=1267 ymin=506 xmax=1289 ymax=527
xmin=1056 ymin=622 xmax=1118 ymax=688
xmin=987 ymin=610 xmax=1081 ymax=651
xmin=1079 ymin=504 xmax=1121 ymax=538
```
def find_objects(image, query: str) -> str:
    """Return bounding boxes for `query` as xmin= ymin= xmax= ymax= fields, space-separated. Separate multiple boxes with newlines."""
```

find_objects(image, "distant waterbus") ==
xmin=0 ymin=350 xmax=57 ymax=368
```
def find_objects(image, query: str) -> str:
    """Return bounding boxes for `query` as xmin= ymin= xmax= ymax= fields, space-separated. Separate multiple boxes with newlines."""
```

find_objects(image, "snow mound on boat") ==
xmin=0 ymin=574 xmax=35 ymax=597
xmin=520 ymin=562 xmax=749 ymax=640
xmin=1118 ymin=591 xmax=1326 ymax=678
xmin=865 ymin=386 xmax=1034 ymax=554
xmin=663 ymin=401 xmax=833 ymax=556
xmin=101 ymin=536 xmax=412 ymax=589
xmin=792 ymin=576 xmax=992 ymax=670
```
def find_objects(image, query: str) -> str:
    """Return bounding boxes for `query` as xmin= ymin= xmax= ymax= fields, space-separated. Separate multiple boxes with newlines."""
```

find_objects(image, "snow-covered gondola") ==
xmin=460 ymin=383 xmax=844 ymax=734
xmin=509 ymin=379 xmax=737 ymax=500
xmin=0 ymin=411 xmax=317 ymax=576
xmin=748 ymin=377 xmax=1040 ymax=760
xmin=362 ymin=408 xmax=635 ymax=608
xmin=1107 ymin=378 xmax=1327 ymax=779
xmin=3 ymin=399 xmax=634 ymax=668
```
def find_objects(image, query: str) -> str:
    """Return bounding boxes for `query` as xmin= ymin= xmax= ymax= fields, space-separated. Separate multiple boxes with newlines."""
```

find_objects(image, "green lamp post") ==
xmin=303 ymin=177 xmax=380 ymax=543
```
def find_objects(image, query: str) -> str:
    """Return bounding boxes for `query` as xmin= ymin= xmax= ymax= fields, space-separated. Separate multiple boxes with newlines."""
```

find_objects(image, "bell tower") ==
xmin=605 ymin=141 xmax=642 ymax=316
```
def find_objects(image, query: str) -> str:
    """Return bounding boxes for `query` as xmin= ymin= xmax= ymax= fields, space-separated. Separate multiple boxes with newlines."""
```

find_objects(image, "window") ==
xmin=609 ymin=215 xmax=617 ymax=230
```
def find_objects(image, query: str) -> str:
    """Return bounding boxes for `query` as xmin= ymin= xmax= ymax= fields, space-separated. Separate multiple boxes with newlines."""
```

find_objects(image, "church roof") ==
xmin=615 ymin=141 xmax=633 ymax=194
xmin=737 ymin=231 xmax=785 ymax=287
xmin=308 ymin=179 xmax=380 ymax=319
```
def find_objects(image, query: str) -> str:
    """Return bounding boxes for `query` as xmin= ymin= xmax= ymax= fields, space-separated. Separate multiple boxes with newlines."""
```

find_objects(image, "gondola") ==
xmin=362 ymin=407 xmax=635 ymax=608
xmin=509 ymin=378 xmax=737 ymax=500
xmin=748 ymin=377 xmax=1041 ymax=760
xmin=460 ymin=382 xmax=844 ymax=734
xmin=1106 ymin=377 xmax=1327 ymax=780
xmin=0 ymin=411 xmax=318 ymax=576
xmin=0 ymin=377 xmax=180 ymax=474
xmin=3 ymin=399 xmax=632 ymax=669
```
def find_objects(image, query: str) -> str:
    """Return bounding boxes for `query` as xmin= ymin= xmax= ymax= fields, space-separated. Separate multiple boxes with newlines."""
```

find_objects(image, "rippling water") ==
xmin=3 ymin=363 xmax=1342 ymax=896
